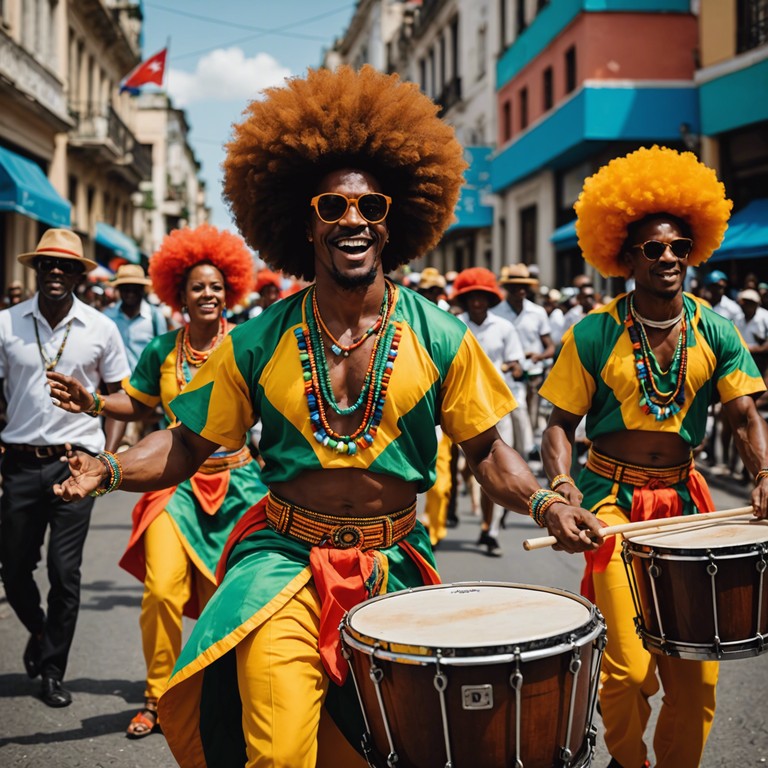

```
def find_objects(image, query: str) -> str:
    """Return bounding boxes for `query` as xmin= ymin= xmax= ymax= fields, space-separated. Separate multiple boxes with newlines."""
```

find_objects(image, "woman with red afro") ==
xmin=48 ymin=224 xmax=266 ymax=738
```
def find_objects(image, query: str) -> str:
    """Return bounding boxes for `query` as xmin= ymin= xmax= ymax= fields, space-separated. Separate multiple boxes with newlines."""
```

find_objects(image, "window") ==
xmin=515 ymin=0 xmax=526 ymax=35
xmin=519 ymin=87 xmax=528 ymax=130
xmin=737 ymin=0 xmax=768 ymax=53
xmin=428 ymin=47 xmax=436 ymax=97
xmin=499 ymin=0 xmax=507 ymax=50
xmin=499 ymin=216 xmax=507 ymax=265
xmin=439 ymin=33 xmax=446 ymax=90
xmin=419 ymin=58 xmax=427 ymax=93
xmin=543 ymin=66 xmax=553 ymax=110
xmin=477 ymin=24 xmax=487 ymax=80
xmin=519 ymin=205 xmax=538 ymax=265
xmin=502 ymin=100 xmax=512 ymax=142
xmin=565 ymin=45 xmax=577 ymax=94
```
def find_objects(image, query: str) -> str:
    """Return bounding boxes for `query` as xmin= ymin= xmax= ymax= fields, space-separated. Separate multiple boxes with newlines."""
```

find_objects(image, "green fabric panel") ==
xmin=182 ymin=523 xmax=436 ymax=767
xmin=166 ymin=463 xmax=267 ymax=575
xmin=172 ymin=380 xmax=215 ymax=435
xmin=127 ymin=329 xmax=178 ymax=398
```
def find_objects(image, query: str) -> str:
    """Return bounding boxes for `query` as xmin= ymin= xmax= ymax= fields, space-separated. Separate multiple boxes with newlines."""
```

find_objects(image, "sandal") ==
xmin=126 ymin=698 xmax=159 ymax=739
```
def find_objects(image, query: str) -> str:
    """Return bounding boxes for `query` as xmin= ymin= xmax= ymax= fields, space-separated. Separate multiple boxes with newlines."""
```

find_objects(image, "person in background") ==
xmin=494 ymin=263 xmax=554 ymax=455
xmin=453 ymin=267 xmax=523 ymax=556
xmin=543 ymin=288 xmax=566 ymax=347
xmin=3 ymin=279 xmax=25 ymax=308
xmin=249 ymin=270 xmax=283 ymax=319
xmin=0 ymin=229 xmax=129 ymax=708
xmin=702 ymin=270 xmax=743 ymax=323
xmin=48 ymin=224 xmax=265 ymax=737
xmin=541 ymin=146 xmax=768 ymax=768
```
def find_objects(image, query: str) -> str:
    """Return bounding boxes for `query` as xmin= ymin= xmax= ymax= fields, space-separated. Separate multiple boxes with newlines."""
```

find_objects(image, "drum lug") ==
xmin=621 ymin=541 xmax=632 ymax=564
xmin=707 ymin=551 xmax=718 ymax=577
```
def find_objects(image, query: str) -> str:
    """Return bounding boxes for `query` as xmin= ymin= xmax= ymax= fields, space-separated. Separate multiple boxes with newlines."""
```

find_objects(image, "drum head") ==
xmin=346 ymin=583 xmax=592 ymax=652
xmin=627 ymin=517 xmax=768 ymax=551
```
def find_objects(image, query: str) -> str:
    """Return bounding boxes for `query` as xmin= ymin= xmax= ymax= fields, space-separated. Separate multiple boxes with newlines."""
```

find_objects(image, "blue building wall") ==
xmin=491 ymin=85 xmax=698 ymax=192
xmin=497 ymin=0 xmax=692 ymax=89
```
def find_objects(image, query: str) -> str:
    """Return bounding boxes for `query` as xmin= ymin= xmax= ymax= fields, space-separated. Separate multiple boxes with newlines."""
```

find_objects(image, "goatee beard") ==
xmin=331 ymin=264 xmax=378 ymax=291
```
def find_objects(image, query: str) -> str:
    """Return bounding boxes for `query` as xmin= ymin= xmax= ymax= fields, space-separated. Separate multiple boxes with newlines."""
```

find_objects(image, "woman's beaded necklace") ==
xmin=626 ymin=293 xmax=688 ymax=421
xmin=295 ymin=282 xmax=401 ymax=454
xmin=175 ymin=316 xmax=227 ymax=391
xmin=34 ymin=317 xmax=73 ymax=372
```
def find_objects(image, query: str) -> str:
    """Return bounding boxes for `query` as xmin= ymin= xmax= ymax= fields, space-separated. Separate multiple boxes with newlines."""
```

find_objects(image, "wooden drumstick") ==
xmin=522 ymin=506 xmax=754 ymax=551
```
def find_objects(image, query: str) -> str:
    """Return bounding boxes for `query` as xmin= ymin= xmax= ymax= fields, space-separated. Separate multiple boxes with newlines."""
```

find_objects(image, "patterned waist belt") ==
xmin=265 ymin=491 xmax=417 ymax=551
xmin=198 ymin=445 xmax=252 ymax=474
xmin=586 ymin=448 xmax=693 ymax=487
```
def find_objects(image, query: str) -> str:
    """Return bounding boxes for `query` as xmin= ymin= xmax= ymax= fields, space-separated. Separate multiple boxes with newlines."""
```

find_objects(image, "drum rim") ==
xmin=341 ymin=581 xmax=604 ymax=660
xmin=624 ymin=540 xmax=768 ymax=558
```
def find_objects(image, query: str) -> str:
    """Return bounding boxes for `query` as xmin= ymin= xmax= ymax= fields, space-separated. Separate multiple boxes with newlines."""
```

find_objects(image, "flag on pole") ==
xmin=120 ymin=48 xmax=167 ymax=95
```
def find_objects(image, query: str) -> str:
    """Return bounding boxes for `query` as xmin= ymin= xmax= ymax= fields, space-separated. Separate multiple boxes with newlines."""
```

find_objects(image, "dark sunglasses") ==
xmin=36 ymin=256 xmax=84 ymax=275
xmin=631 ymin=238 xmax=693 ymax=261
xmin=310 ymin=192 xmax=392 ymax=225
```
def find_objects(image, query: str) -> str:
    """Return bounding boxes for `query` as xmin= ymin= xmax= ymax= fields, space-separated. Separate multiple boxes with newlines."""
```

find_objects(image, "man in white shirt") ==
xmin=493 ymin=264 xmax=555 ymax=452
xmin=703 ymin=270 xmax=744 ymax=323
xmin=0 ymin=229 xmax=130 ymax=708
xmin=453 ymin=267 xmax=523 ymax=556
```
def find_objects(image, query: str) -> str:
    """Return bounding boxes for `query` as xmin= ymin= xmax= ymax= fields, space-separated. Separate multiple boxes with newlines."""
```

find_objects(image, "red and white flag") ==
xmin=120 ymin=48 xmax=167 ymax=94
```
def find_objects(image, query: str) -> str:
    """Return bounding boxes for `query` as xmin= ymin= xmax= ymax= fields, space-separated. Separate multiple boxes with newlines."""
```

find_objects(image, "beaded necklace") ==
xmin=626 ymin=293 xmax=688 ymax=421
xmin=34 ymin=317 xmax=73 ymax=371
xmin=312 ymin=289 xmax=385 ymax=357
xmin=175 ymin=317 xmax=227 ymax=392
xmin=296 ymin=282 xmax=401 ymax=454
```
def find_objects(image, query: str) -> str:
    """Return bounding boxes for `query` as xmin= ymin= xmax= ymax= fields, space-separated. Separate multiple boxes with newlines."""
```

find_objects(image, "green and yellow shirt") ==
xmin=171 ymin=285 xmax=516 ymax=492
xmin=540 ymin=293 xmax=765 ymax=447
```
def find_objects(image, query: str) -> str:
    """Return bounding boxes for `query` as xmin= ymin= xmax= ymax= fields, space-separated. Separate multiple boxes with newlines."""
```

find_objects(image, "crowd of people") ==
xmin=1 ymin=65 xmax=767 ymax=768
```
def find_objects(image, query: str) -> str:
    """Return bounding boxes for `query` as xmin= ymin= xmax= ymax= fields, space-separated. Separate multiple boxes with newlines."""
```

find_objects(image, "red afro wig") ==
xmin=149 ymin=224 xmax=253 ymax=312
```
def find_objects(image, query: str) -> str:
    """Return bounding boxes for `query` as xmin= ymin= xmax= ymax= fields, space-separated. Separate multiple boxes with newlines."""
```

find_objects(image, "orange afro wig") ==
xmin=574 ymin=146 xmax=733 ymax=278
xmin=149 ymin=224 xmax=253 ymax=312
xmin=223 ymin=65 xmax=467 ymax=281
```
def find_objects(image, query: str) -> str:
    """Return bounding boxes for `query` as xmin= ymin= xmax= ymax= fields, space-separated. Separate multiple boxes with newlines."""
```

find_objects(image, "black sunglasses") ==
xmin=36 ymin=257 xmax=84 ymax=275
xmin=631 ymin=238 xmax=693 ymax=261
xmin=310 ymin=193 xmax=392 ymax=225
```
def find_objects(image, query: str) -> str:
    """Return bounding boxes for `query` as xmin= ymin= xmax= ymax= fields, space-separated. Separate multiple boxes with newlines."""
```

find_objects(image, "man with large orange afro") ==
xmin=540 ymin=146 xmax=768 ymax=768
xmin=53 ymin=66 xmax=600 ymax=767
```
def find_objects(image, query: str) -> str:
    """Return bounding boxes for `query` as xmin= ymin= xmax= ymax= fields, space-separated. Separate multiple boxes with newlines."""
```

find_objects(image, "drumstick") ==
xmin=522 ymin=506 xmax=754 ymax=551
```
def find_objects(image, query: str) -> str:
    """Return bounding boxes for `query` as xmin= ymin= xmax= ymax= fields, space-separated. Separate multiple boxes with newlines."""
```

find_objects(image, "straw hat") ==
xmin=110 ymin=264 xmax=152 ymax=287
xmin=451 ymin=267 xmax=504 ymax=307
xmin=418 ymin=267 xmax=447 ymax=291
xmin=18 ymin=229 xmax=97 ymax=272
xmin=499 ymin=263 xmax=539 ymax=286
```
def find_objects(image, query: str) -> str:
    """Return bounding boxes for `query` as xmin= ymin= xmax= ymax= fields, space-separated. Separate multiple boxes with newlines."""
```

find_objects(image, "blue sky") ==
xmin=141 ymin=1 xmax=357 ymax=228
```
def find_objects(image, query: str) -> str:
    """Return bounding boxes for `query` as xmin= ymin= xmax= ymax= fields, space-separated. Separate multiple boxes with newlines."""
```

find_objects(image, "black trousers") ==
xmin=0 ymin=451 xmax=94 ymax=680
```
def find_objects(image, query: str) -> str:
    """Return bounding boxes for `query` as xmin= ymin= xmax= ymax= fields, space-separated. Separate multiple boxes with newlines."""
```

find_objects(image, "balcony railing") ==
xmin=737 ymin=0 xmax=768 ymax=53
xmin=69 ymin=102 xmax=151 ymax=181
xmin=435 ymin=76 xmax=462 ymax=114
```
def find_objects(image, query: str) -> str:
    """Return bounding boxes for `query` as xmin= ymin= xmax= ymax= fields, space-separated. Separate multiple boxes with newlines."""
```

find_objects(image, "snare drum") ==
xmin=622 ymin=516 xmax=768 ymax=660
xmin=340 ymin=582 xmax=606 ymax=768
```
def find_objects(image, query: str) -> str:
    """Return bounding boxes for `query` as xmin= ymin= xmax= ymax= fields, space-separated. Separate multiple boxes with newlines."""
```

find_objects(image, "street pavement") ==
xmin=1 ymin=475 xmax=766 ymax=767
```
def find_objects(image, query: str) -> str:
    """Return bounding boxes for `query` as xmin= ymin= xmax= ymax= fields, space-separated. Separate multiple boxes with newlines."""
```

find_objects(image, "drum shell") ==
xmin=625 ymin=538 xmax=768 ymax=658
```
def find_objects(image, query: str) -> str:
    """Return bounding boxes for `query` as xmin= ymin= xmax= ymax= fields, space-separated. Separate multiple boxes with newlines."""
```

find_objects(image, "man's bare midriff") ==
xmin=592 ymin=430 xmax=692 ymax=467
xmin=270 ymin=469 xmax=419 ymax=517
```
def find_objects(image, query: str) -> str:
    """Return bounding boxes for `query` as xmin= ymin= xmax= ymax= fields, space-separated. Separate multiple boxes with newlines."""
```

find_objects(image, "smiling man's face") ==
xmin=308 ymin=168 xmax=389 ymax=291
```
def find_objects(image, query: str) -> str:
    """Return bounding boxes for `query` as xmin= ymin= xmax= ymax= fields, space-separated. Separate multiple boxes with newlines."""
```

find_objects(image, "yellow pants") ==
xmin=236 ymin=582 xmax=367 ymax=768
xmin=424 ymin=432 xmax=452 ymax=546
xmin=594 ymin=507 xmax=719 ymax=768
xmin=140 ymin=511 xmax=216 ymax=700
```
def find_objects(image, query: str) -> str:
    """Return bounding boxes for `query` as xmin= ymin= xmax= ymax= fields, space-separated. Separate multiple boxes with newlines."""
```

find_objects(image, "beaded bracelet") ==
xmin=528 ymin=488 xmax=566 ymax=528
xmin=88 ymin=450 xmax=123 ymax=497
xmin=550 ymin=474 xmax=576 ymax=492
xmin=85 ymin=391 xmax=105 ymax=418
xmin=755 ymin=468 xmax=768 ymax=485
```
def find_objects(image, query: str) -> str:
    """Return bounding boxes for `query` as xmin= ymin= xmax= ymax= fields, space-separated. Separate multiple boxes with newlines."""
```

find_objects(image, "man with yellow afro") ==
xmin=539 ymin=145 xmax=768 ymax=768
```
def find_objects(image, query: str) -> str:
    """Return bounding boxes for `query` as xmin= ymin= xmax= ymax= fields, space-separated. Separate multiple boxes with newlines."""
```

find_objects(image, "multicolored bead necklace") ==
xmin=626 ymin=293 xmax=688 ymax=421
xmin=311 ymin=288 xmax=385 ymax=357
xmin=34 ymin=318 xmax=73 ymax=371
xmin=175 ymin=317 xmax=227 ymax=391
xmin=296 ymin=282 xmax=401 ymax=454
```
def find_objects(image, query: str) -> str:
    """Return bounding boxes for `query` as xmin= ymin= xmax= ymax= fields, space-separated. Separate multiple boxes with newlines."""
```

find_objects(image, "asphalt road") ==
xmin=0 ymin=476 xmax=766 ymax=767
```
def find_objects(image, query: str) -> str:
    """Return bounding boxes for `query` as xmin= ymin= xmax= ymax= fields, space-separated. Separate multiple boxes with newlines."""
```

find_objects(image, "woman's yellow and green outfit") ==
xmin=119 ymin=329 xmax=266 ymax=701
xmin=540 ymin=292 xmax=765 ymax=768
xmin=156 ymin=285 xmax=516 ymax=768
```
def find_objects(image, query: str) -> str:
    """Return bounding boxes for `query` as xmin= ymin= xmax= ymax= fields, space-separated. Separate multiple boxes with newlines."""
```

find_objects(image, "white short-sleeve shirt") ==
xmin=459 ymin=311 xmax=523 ymax=391
xmin=0 ymin=295 xmax=130 ymax=453
xmin=737 ymin=305 xmax=768 ymax=347
xmin=492 ymin=298 xmax=551 ymax=375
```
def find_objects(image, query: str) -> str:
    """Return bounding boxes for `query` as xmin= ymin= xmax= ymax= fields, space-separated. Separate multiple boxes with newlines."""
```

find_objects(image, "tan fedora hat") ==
xmin=18 ymin=228 xmax=97 ymax=272
xmin=499 ymin=263 xmax=539 ymax=286
xmin=110 ymin=263 xmax=152 ymax=287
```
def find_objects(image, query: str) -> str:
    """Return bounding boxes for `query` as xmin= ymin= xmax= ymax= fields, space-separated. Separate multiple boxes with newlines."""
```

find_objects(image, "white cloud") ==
xmin=168 ymin=48 xmax=291 ymax=107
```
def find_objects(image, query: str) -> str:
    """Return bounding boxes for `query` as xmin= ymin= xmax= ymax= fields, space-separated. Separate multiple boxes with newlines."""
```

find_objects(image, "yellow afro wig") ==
xmin=223 ymin=65 xmax=467 ymax=280
xmin=574 ymin=145 xmax=732 ymax=278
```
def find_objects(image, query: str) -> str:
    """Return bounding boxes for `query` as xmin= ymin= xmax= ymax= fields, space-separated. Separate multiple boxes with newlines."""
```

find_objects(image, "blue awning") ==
xmin=709 ymin=199 xmax=768 ymax=262
xmin=0 ymin=145 xmax=71 ymax=228
xmin=95 ymin=222 xmax=140 ymax=264
xmin=448 ymin=146 xmax=494 ymax=232
xmin=551 ymin=219 xmax=577 ymax=250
